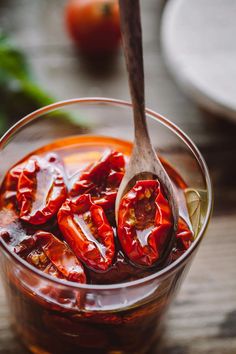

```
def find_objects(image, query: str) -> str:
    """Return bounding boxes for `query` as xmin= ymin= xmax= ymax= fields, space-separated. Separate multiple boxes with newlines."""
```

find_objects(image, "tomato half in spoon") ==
xmin=118 ymin=180 xmax=172 ymax=267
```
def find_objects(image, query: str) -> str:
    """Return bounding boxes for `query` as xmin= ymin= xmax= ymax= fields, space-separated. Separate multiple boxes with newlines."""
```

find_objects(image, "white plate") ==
xmin=161 ymin=0 xmax=236 ymax=121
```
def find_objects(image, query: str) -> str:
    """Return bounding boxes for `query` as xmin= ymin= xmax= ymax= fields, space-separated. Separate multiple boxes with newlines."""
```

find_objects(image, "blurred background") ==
xmin=0 ymin=0 xmax=236 ymax=353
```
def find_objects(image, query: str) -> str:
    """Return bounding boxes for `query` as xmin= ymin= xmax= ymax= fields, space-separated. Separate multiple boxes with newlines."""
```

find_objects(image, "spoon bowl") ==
xmin=116 ymin=0 xmax=179 ymax=266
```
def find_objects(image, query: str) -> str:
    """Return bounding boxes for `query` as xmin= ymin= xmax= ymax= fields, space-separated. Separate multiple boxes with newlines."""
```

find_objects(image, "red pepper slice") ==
xmin=118 ymin=180 xmax=172 ymax=267
xmin=70 ymin=150 xmax=125 ymax=211
xmin=58 ymin=194 xmax=115 ymax=271
xmin=17 ymin=154 xmax=67 ymax=225
xmin=34 ymin=231 xmax=86 ymax=283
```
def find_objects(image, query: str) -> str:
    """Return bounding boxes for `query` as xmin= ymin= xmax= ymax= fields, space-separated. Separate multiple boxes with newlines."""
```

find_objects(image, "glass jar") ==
xmin=0 ymin=98 xmax=213 ymax=354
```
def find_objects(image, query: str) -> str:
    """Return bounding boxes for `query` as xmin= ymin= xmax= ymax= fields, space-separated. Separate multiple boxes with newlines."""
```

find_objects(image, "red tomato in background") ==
xmin=65 ymin=0 xmax=121 ymax=55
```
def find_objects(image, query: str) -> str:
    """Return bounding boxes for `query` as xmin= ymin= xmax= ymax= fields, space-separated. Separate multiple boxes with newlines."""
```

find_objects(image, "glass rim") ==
xmin=0 ymin=97 xmax=213 ymax=290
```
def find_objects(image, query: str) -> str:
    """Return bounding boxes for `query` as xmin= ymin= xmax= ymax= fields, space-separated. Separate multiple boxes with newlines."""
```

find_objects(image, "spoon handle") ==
xmin=119 ymin=0 xmax=149 ymax=144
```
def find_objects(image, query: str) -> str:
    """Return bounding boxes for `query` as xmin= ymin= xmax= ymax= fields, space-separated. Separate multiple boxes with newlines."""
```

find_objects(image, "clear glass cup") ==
xmin=0 ymin=98 xmax=212 ymax=354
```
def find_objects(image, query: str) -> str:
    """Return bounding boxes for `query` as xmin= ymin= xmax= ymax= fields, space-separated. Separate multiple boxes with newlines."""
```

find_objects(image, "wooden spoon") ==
xmin=116 ymin=0 xmax=179 ymax=264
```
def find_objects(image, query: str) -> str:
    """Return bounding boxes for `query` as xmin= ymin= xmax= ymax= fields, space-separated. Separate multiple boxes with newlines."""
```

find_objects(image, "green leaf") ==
xmin=0 ymin=32 xmax=30 ymax=81
xmin=184 ymin=188 xmax=207 ymax=238
xmin=0 ymin=32 xmax=88 ymax=134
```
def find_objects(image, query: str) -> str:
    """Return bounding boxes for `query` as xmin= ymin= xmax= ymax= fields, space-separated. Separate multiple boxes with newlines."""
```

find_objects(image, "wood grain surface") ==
xmin=0 ymin=0 xmax=236 ymax=353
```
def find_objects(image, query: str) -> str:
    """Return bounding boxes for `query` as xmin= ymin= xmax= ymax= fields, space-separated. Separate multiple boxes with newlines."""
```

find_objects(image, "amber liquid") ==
xmin=0 ymin=135 xmax=191 ymax=354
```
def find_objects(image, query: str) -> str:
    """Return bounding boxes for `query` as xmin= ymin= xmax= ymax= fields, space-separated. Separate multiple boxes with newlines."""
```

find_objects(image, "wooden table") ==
xmin=0 ymin=1 xmax=236 ymax=353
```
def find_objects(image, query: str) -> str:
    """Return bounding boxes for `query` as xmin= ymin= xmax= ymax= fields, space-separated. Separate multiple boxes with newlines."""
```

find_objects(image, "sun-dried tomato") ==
xmin=58 ymin=194 xmax=115 ymax=272
xmin=26 ymin=243 xmax=51 ymax=270
xmin=176 ymin=218 xmax=194 ymax=250
xmin=117 ymin=180 xmax=172 ymax=267
xmin=34 ymin=231 xmax=86 ymax=283
xmin=168 ymin=218 xmax=194 ymax=263
xmin=0 ymin=163 xmax=24 ymax=209
xmin=70 ymin=150 xmax=125 ymax=211
xmin=16 ymin=154 xmax=67 ymax=225
xmin=13 ymin=234 xmax=37 ymax=257
xmin=88 ymin=250 xmax=151 ymax=284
